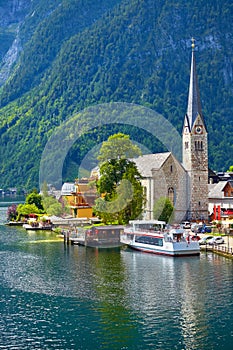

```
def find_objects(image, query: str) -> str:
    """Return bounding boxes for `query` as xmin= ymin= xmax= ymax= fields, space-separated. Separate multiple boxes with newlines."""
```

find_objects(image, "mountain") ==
xmin=0 ymin=0 xmax=232 ymax=190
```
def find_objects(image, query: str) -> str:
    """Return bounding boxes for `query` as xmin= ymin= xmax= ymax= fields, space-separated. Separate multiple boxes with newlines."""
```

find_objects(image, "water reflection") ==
xmin=120 ymin=250 xmax=233 ymax=349
xmin=1 ymin=205 xmax=233 ymax=349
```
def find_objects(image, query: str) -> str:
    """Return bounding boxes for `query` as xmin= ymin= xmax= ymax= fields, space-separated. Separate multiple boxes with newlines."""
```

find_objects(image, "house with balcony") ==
xmin=208 ymin=180 xmax=233 ymax=226
xmin=61 ymin=178 xmax=97 ymax=218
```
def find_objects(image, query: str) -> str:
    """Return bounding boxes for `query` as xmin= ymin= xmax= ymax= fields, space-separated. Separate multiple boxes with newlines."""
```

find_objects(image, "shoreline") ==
xmin=199 ymin=233 xmax=233 ymax=259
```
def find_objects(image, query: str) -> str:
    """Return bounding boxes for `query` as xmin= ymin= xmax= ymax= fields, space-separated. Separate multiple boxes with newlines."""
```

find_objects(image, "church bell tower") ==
xmin=182 ymin=38 xmax=209 ymax=221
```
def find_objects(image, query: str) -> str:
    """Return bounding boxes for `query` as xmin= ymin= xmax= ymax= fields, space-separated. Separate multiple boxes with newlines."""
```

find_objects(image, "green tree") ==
xmin=41 ymin=181 xmax=69 ymax=217
xmin=42 ymin=195 xmax=64 ymax=216
xmin=94 ymin=133 xmax=145 ymax=224
xmin=45 ymin=201 xmax=63 ymax=216
xmin=25 ymin=191 xmax=44 ymax=210
xmin=153 ymin=197 xmax=174 ymax=223
xmin=17 ymin=203 xmax=42 ymax=218
xmin=97 ymin=133 xmax=142 ymax=163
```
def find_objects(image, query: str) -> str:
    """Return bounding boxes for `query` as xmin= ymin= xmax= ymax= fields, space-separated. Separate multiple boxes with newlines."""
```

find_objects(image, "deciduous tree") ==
xmin=153 ymin=197 xmax=174 ymax=223
xmin=94 ymin=133 xmax=145 ymax=224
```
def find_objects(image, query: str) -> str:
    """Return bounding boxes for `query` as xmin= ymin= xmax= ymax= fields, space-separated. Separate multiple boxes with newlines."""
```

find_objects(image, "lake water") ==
xmin=0 ymin=204 xmax=233 ymax=349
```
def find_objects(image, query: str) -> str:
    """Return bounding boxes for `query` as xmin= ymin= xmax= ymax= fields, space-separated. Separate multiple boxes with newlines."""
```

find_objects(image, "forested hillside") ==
xmin=0 ymin=0 xmax=232 ymax=190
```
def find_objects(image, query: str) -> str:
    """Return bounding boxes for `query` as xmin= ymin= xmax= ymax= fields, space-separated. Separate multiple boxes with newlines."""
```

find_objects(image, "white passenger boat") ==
xmin=121 ymin=220 xmax=200 ymax=257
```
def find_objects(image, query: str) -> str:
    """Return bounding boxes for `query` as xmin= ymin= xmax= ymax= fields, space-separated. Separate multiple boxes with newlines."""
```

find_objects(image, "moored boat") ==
xmin=121 ymin=220 xmax=200 ymax=257
xmin=6 ymin=221 xmax=25 ymax=226
xmin=70 ymin=225 xmax=124 ymax=248
xmin=23 ymin=222 xmax=53 ymax=231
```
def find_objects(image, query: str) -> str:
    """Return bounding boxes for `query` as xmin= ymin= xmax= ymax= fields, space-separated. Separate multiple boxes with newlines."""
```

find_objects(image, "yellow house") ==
xmin=61 ymin=178 xmax=97 ymax=218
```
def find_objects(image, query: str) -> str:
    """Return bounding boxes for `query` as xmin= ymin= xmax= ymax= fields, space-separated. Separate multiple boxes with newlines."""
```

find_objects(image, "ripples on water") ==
xmin=1 ymin=206 xmax=233 ymax=349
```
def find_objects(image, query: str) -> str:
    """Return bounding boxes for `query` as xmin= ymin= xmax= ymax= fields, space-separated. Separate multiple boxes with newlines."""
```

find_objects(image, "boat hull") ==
xmin=23 ymin=224 xmax=53 ymax=231
xmin=127 ymin=243 xmax=200 ymax=257
xmin=6 ymin=221 xmax=24 ymax=226
xmin=122 ymin=234 xmax=200 ymax=257
xmin=70 ymin=237 xmax=123 ymax=248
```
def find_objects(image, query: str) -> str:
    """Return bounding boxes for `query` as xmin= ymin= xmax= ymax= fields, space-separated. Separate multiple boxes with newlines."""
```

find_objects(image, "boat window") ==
xmin=135 ymin=236 xmax=163 ymax=246
xmin=135 ymin=223 xmax=163 ymax=231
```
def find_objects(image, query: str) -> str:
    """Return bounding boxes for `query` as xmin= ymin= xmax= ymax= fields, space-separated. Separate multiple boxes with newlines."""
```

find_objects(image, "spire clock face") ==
xmin=195 ymin=125 xmax=203 ymax=134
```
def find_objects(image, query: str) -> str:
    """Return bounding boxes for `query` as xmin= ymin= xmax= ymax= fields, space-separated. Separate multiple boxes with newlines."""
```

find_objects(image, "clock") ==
xmin=195 ymin=125 xmax=203 ymax=134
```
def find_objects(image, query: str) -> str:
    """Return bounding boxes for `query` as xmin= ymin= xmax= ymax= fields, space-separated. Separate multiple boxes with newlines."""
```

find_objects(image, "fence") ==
xmin=212 ymin=244 xmax=233 ymax=255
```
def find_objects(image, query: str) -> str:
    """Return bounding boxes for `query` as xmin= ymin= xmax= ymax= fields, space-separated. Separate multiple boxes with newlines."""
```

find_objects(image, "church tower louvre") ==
xmin=182 ymin=38 xmax=209 ymax=221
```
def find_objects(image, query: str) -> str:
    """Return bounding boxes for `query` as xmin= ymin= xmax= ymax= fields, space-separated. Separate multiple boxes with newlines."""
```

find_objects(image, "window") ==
xmin=135 ymin=236 xmax=163 ymax=246
xmin=195 ymin=140 xmax=203 ymax=150
xmin=168 ymin=187 xmax=174 ymax=205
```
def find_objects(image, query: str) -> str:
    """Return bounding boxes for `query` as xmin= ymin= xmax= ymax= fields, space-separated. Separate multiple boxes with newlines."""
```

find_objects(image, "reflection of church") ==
xmin=134 ymin=40 xmax=209 ymax=223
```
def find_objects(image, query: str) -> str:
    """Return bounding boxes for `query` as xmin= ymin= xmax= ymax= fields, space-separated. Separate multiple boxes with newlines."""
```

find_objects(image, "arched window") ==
xmin=168 ymin=187 xmax=174 ymax=205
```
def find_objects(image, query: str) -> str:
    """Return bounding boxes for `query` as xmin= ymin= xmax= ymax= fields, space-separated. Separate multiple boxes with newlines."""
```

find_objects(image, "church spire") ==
xmin=185 ymin=38 xmax=204 ymax=130
xmin=182 ymin=38 xmax=209 ymax=222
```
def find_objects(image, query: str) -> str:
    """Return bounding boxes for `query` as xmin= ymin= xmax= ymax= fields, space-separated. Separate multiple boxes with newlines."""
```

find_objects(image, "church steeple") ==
xmin=184 ymin=38 xmax=205 ymax=132
xmin=182 ymin=38 xmax=209 ymax=222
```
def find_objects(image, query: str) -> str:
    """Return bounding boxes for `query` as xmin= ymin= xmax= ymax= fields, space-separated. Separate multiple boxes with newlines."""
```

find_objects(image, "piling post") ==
xmin=63 ymin=230 xmax=70 ymax=245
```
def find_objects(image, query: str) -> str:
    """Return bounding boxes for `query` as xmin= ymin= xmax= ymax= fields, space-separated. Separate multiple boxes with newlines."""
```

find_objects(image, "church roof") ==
xmin=133 ymin=152 xmax=171 ymax=177
xmin=185 ymin=38 xmax=206 ymax=130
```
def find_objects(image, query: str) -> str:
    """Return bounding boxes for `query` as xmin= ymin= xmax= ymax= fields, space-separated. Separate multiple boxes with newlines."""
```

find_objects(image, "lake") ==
xmin=0 ymin=204 xmax=233 ymax=349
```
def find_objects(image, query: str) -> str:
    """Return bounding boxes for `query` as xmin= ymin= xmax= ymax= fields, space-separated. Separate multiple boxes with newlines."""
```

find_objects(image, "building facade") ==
xmin=133 ymin=153 xmax=187 ymax=223
xmin=61 ymin=179 xmax=97 ymax=218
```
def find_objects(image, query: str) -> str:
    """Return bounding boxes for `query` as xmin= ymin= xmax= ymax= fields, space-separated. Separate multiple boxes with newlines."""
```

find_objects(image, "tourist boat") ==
xmin=121 ymin=220 xmax=200 ymax=257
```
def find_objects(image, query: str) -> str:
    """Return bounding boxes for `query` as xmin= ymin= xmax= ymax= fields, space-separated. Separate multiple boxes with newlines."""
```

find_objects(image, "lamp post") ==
xmin=227 ymin=228 xmax=230 ymax=253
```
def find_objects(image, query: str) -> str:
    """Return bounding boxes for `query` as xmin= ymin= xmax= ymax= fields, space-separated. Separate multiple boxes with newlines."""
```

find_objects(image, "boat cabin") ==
xmin=85 ymin=225 xmax=124 ymax=247
xmin=164 ymin=228 xmax=186 ymax=243
xmin=127 ymin=220 xmax=166 ymax=233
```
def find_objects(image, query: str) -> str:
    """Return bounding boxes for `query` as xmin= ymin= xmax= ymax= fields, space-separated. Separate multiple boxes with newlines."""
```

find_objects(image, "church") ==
xmin=134 ymin=40 xmax=209 ymax=223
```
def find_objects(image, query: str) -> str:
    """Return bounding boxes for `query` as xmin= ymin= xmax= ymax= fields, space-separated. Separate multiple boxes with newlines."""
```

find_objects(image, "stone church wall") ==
xmin=151 ymin=154 xmax=187 ymax=223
